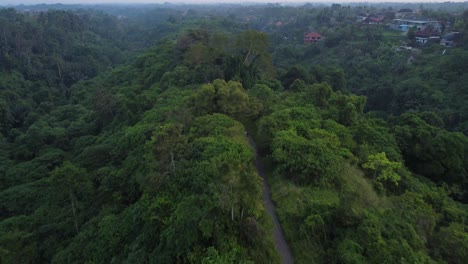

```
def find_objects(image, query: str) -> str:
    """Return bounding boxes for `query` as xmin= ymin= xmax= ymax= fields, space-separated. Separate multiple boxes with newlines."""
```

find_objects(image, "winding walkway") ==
xmin=248 ymin=136 xmax=294 ymax=264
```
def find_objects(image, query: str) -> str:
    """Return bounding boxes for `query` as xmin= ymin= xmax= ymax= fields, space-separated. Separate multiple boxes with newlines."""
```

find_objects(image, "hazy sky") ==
xmin=1 ymin=0 xmax=466 ymax=4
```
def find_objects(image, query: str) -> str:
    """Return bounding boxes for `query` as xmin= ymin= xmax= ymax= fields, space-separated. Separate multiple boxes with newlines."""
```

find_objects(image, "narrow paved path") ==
xmin=248 ymin=136 xmax=294 ymax=264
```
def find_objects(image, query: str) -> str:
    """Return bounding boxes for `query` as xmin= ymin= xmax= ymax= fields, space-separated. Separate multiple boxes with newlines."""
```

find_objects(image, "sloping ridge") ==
xmin=248 ymin=136 xmax=294 ymax=264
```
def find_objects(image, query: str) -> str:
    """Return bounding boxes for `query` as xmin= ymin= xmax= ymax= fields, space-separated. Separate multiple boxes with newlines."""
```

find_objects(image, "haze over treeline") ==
xmin=2 ymin=0 xmax=468 ymax=5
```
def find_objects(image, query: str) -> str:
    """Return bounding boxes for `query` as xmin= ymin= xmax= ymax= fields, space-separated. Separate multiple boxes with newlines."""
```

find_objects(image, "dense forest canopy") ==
xmin=0 ymin=2 xmax=467 ymax=264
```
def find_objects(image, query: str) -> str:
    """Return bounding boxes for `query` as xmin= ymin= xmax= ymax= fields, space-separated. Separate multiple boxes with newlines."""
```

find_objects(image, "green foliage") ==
xmin=234 ymin=30 xmax=275 ymax=85
xmin=0 ymin=228 xmax=39 ymax=264
xmin=272 ymin=129 xmax=345 ymax=185
xmin=392 ymin=113 xmax=468 ymax=197
xmin=190 ymin=79 xmax=262 ymax=120
xmin=49 ymin=162 xmax=92 ymax=234
xmin=362 ymin=152 xmax=402 ymax=186
xmin=257 ymin=106 xmax=321 ymax=149
xmin=281 ymin=65 xmax=311 ymax=89
xmin=309 ymin=82 xmax=332 ymax=107
xmin=335 ymin=165 xmax=380 ymax=226
xmin=1 ymin=4 xmax=467 ymax=264
xmin=271 ymin=181 xmax=340 ymax=263
xmin=432 ymin=223 xmax=468 ymax=263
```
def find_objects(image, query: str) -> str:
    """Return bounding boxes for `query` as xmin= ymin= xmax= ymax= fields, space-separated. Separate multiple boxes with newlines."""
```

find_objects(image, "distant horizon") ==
xmin=1 ymin=0 xmax=468 ymax=6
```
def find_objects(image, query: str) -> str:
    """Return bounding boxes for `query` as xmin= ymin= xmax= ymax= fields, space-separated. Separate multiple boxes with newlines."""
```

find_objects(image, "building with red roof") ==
xmin=304 ymin=32 xmax=322 ymax=44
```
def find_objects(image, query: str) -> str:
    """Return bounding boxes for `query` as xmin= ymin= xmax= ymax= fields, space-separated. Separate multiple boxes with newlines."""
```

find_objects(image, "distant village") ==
xmin=301 ymin=7 xmax=459 ymax=48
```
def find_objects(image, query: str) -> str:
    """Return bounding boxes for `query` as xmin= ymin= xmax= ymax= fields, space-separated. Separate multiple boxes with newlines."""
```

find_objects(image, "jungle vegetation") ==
xmin=0 ymin=3 xmax=467 ymax=263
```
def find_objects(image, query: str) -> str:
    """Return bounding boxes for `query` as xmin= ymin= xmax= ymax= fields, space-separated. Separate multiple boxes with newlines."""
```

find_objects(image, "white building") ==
xmin=390 ymin=19 xmax=442 ymax=32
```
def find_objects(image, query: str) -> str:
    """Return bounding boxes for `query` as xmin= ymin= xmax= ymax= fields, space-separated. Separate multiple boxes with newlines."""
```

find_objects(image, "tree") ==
xmin=248 ymin=84 xmax=274 ymax=107
xmin=281 ymin=65 xmax=311 ymax=89
xmin=0 ymin=98 xmax=12 ymax=133
xmin=433 ymin=223 xmax=468 ymax=263
xmin=324 ymin=67 xmax=346 ymax=92
xmin=362 ymin=152 xmax=402 ymax=186
xmin=309 ymin=82 xmax=332 ymax=107
xmin=393 ymin=114 xmax=467 ymax=190
xmin=50 ymin=162 xmax=91 ymax=234
xmin=272 ymin=129 xmax=344 ymax=184
xmin=190 ymin=80 xmax=261 ymax=121
xmin=151 ymin=123 xmax=188 ymax=175
xmin=228 ymin=31 xmax=275 ymax=88
xmin=94 ymin=88 xmax=116 ymax=126
xmin=257 ymin=107 xmax=321 ymax=149
xmin=189 ymin=122 xmax=262 ymax=222
xmin=407 ymin=27 xmax=416 ymax=46
xmin=217 ymin=80 xmax=255 ymax=119
xmin=184 ymin=41 xmax=211 ymax=66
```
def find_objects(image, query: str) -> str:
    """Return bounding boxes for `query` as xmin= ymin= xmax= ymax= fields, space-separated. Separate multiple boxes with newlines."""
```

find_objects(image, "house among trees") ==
xmin=390 ymin=19 xmax=442 ymax=32
xmin=440 ymin=32 xmax=459 ymax=47
xmin=396 ymin=8 xmax=414 ymax=18
xmin=414 ymin=27 xmax=441 ymax=45
xmin=304 ymin=32 xmax=322 ymax=44
xmin=356 ymin=13 xmax=368 ymax=22
xmin=363 ymin=15 xmax=385 ymax=24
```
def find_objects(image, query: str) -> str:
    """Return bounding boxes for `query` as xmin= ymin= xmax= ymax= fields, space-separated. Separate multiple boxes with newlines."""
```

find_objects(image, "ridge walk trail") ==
xmin=248 ymin=136 xmax=294 ymax=264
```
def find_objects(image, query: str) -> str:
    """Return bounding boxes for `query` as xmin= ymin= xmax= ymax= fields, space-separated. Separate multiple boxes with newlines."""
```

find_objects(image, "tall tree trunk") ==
xmin=170 ymin=151 xmax=175 ymax=173
xmin=69 ymin=189 xmax=79 ymax=234
xmin=231 ymin=186 xmax=234 ymax=221
xmin=56 ymin=60 xmax=62 ymax=80
xmin=231 ymin=205 xmax=234 ymax=221
xmin=373 ymin=164 xmax=380 ymax=180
